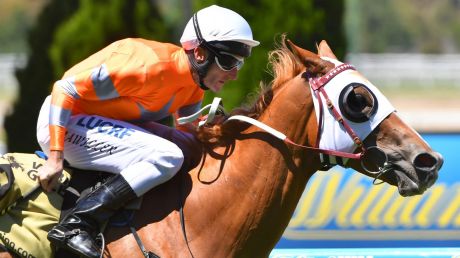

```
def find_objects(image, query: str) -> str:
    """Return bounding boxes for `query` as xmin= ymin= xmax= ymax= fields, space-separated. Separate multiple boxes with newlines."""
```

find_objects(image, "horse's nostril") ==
xmin=413 ymin=152 xmax=438 ymax=170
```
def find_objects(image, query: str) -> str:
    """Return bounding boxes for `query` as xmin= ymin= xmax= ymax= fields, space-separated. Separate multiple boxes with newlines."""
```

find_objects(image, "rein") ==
xmin=228 ymin=63 xmax=366 ymax=162
xmin=178 ymin=63 xmax=392 ymax=173
xmin=226 ymin=63 xmax=392 ymax=178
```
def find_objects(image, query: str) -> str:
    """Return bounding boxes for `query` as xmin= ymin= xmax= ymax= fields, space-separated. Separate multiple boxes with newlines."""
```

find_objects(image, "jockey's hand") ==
xmin=198 ymin=114 xmax=227 ymax=126
xmin=38 ymin=150 xmax=64 ymax=192
xmin=209 ymin=114 xmax=227 ymax=125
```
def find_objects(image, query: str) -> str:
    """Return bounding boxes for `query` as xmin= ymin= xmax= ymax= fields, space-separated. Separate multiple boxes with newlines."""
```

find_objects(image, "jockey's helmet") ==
xmin=180 ymin=5 xmax=259 ymax=89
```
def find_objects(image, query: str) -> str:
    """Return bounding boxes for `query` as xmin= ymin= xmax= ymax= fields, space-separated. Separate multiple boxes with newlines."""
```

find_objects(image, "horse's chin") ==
xmin=393 ymin=169 xmax=425 ymax=196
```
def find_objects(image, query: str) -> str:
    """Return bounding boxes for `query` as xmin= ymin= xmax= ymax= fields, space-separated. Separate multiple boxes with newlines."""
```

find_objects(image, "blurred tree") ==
xmin=6 ymin=0 xmax=173 ymax=152
xmin=193 ymin=0 xmax=346 ymax=109
xmin=50 ymin=0 xmax=172 ymax=77
xmin=0 ymin=8 xmax=29 ymax=53
xmin=0 ymin=0 xmax=48 ymax=53
xmin=394 ymin=0 xmax=446 ymax=53
xmin=346 ymin=0 xmax=460 ymax=54
xmin=346 ymin=0 xmax=412 ymax=53
xmin=5 ymin=0 xmax=79 ymax=152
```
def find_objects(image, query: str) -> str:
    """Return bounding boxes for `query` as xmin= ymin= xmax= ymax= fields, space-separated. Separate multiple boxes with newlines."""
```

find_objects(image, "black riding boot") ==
xmin=48 ymin=174 xmax=137 ymax=258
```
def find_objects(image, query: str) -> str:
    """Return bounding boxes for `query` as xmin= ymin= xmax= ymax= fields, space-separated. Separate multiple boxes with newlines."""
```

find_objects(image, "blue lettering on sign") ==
xmin=76 ymin=116 xmax=134 ymax=139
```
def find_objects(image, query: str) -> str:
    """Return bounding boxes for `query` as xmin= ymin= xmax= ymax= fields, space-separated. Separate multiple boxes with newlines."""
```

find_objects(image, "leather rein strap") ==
xmin=224 ymin=63 xmax=366 ymax=161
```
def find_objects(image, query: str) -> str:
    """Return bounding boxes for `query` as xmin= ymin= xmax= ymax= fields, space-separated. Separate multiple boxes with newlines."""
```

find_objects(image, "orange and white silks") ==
xmin=47 ymin=38 xmax=204 ymax=151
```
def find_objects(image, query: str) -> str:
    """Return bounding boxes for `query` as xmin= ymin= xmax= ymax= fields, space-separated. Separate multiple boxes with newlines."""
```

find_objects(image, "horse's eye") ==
xmin=348 ymin=93 xmax=367 ymax=111
xmin=339 ymin=83 xmax=378 ymax=123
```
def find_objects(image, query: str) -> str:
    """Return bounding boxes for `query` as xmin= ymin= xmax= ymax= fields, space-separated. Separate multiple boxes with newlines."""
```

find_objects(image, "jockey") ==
xmin=36 ymin=5 xmax=259 ymax=258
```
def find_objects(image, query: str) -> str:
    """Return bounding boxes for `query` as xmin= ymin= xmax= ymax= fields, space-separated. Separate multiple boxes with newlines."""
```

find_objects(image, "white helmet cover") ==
xmin=180 ymin=5 xmax=260 ymax=50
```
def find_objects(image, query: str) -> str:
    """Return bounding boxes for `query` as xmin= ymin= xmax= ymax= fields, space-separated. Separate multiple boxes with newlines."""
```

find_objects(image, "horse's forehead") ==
xmin=320 ymin=56 xmax=342 ymax=66
xmin=309 ymin=68 xmax=395 ymax=155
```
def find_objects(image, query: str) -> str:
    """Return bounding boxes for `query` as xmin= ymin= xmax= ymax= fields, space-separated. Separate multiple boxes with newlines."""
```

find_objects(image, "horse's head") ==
xmin=287 ymin=39 xmax=443 ymax=196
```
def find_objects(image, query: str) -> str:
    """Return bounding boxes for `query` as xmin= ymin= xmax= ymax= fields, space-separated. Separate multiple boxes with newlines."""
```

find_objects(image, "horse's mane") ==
xmin=196 ymin=36 xmax=305 ymax=146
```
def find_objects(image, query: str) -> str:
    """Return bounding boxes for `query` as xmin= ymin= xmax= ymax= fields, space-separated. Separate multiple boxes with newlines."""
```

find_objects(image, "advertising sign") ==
xmin=276 ymin=134 xmax=460 ymax=248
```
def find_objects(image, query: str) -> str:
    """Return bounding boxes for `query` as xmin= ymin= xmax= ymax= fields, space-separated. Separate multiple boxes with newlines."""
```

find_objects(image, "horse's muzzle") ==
xmin=413 ymin=151 xmax=443 ymax=189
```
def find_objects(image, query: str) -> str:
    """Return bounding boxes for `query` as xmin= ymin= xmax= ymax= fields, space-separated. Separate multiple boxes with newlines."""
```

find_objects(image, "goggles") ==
xmin=213 ymin=51 xmax=244 ymax=71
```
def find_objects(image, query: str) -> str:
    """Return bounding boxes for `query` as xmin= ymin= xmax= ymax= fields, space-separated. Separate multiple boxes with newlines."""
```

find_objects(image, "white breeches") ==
xmin=36 ymin=96 xmax=184 ymax=197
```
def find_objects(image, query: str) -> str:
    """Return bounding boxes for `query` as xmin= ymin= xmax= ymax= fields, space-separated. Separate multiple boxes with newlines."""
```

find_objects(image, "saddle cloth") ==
xmin=0 ymin=152 xmax=141 ymax=258
xmin=0 ymin=152 xmax=71 ymax=258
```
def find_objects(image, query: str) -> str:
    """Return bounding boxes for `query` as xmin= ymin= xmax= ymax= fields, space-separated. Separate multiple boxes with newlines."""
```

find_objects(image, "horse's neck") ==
xmin=188 ymin=78 xmax=318 ymax=256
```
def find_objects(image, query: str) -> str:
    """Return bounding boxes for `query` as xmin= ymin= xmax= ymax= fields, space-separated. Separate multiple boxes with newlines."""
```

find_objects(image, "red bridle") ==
xmin=283 ymin=63 xmax=366 ymax=161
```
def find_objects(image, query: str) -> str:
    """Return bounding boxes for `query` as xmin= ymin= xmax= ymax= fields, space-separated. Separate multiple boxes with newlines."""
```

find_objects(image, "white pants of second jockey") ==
xmin=36 ymin=96 xmax=184 ymax=197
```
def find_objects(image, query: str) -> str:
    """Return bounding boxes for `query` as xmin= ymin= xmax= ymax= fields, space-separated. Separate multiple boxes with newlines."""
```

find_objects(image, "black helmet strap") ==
xmin=188 ymin=13 xmax=215 ymax=90
xmin=185 ymin=49 xmax=213 ymax=90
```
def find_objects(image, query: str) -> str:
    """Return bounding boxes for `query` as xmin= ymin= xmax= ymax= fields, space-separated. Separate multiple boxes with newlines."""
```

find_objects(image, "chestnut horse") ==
xmin=0 ymin=38 xmax=443 ymax=258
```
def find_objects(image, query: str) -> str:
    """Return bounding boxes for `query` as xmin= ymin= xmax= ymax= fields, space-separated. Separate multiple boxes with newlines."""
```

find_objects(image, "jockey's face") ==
xmin=193 ymin=47 xmax=239 ymax=93
xmin=203 ymin=61 xmax=238 ymax=92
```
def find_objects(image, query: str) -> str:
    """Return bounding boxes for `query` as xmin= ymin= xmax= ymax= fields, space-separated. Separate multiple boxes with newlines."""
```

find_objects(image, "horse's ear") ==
xmin=317 ymin=40 xmax=338 ymax=60
xmin=286 ymin=39 xmax=322 ymax=68
xmin=285 ymin=39 xmax=331 ymax=75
